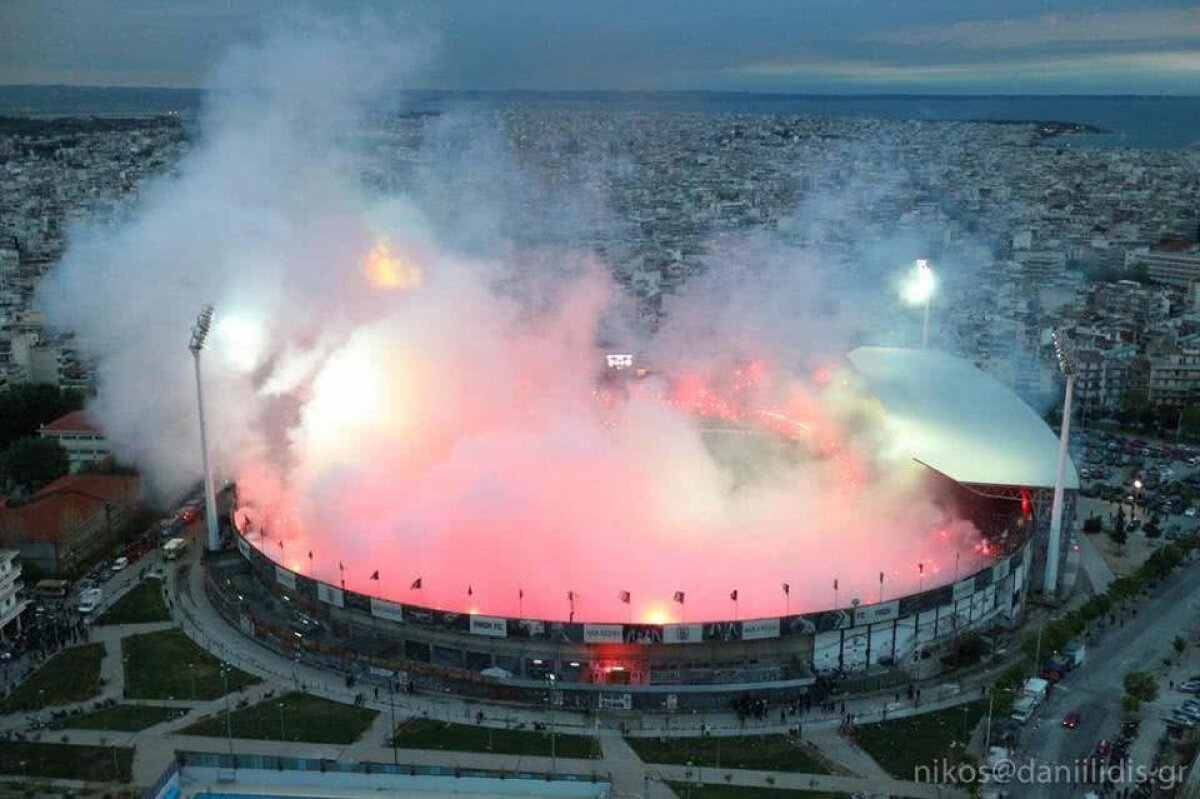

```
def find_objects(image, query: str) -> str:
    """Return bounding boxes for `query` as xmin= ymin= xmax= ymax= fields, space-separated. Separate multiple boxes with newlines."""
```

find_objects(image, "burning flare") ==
xmin=364 ymin=241 xmax=421 ymax=290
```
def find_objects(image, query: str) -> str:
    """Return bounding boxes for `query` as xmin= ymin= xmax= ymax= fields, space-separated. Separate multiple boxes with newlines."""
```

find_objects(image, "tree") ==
xmin=0 ymin=437 xmax=69 ymax=492
xmin=1180 ymin=405 xmax=1200 ymax=440
xmin=1110 ymin=525 xmax=1128 ymax=553
xmin=1123 ymin=670 xmax=1159 ymax=704
xmin=0 ymin=384 xmax=84 ymax=451
xmin=1144 ymin=515 xmax=1161 ymax=539
xmin=1174 ymin=636 xmax=1188 ymax=663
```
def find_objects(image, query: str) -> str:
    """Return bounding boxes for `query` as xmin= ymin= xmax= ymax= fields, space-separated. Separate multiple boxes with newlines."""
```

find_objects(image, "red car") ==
xmin=1062 ymin=711 xmax=1081 ymax=729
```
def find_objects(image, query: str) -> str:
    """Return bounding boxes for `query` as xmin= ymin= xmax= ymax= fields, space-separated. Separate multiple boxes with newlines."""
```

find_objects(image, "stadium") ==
xmin=212 ymin=346 xmax=1076 ymax=709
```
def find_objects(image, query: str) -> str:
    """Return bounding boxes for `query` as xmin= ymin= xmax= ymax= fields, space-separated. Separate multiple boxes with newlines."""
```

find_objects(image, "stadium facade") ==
xmin=217 ymin=347 xmax=1076 ymax=708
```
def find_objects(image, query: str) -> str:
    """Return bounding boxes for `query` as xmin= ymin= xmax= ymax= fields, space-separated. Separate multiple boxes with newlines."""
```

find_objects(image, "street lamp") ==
xmin=903 ymin=259 xmax=936 ymax=348
xmin=1132 ymin=479 xmax=1143 ymax=520
xmin=388 ymin=677 xmax=399 ymax=766
xmin=546 ymin=674 xmax=558 ymax=775
xmin=221 ymin=664 xmax=233 ymax=756
xmin=189 ymin=304 xmax=221 ymax=553
xmin=1044 ymin=329 xmax=1077 ymax=598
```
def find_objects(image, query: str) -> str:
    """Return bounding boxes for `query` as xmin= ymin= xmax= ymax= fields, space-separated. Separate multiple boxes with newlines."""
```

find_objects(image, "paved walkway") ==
xmin=1077 ymin=532 xmax=1117 ymax=594
xmin=807 ymin=727 xmax=892 ymax=780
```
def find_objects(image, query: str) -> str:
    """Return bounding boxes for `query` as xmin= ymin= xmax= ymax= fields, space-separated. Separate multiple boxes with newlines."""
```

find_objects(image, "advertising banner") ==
xmin=993 ymin=557 xmax=1011 ymax=583
xmin=952 ymin=578 xmax=976 ymax=601
xmin=370 ymin=596 xmax=405 ymax=623
xmin=583 ymin=624 xmax=624 ymax=644
xmin=853 ymin=600 xmax=899 ymax=626
xmin=623 ymin=625 xmax=663 ymax=644
xmin=741 ymin=618 xmax=781 ymax=641
xmin=662 ymin=623 xmax=703 ymax=644
xmin=469 ymin=615 xmax=507 ymax=638
xmin=317 ymin=583 xmax=344 ymax=608
xmin=274 ymin=566 xmax=296 ymax=590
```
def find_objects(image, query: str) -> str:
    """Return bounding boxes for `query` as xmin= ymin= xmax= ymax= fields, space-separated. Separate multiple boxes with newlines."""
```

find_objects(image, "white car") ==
xmin=111 ymin=556 xmax=129 ymax=572
xmin=1187 ymin=508 xmax=1197 ymax=518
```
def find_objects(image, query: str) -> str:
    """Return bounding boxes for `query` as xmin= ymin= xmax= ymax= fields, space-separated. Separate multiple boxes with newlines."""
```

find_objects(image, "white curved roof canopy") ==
xmin=848 ymin=346 xmax=1078 ymax=490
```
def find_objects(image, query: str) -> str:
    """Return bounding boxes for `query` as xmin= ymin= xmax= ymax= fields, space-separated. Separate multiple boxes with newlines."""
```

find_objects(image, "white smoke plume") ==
xmin=40 ymin=16 xmax=998 ymax=623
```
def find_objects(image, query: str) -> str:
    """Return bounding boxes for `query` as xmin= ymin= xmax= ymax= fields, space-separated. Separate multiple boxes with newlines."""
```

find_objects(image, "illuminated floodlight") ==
xmin=903 ymin=259 xmax=935 ymax=305
xmin=902 ymin=260 xmax=935 ymax=347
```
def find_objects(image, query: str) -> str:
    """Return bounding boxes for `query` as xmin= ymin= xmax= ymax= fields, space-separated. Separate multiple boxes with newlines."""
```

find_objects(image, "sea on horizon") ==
xmin=0 ymin=85 xmax=1197 ymax=150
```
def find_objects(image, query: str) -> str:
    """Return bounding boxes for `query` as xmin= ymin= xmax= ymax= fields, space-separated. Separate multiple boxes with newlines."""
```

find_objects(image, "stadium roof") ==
xmin=848 ymin=346 xmax=1078 ymax=490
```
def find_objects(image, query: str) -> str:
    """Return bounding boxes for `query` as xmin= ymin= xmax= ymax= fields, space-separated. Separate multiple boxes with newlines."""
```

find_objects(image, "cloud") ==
xmin=867 ymin=8 xmax=1200 ymax=51
xmin=728 ymin=50 xmax=1200 ymax=85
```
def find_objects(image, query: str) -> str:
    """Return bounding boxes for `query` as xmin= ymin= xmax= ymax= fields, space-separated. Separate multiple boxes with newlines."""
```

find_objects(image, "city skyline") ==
xmin=1 ymin=0 xmax=1197 ymax=95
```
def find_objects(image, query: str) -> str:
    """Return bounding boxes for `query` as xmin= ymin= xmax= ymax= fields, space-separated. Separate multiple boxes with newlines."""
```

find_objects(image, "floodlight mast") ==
xmin=189 ymin=305 xmax=221 ymax=553
xmin=1043 ymin=329 xmax=1076 ymax=597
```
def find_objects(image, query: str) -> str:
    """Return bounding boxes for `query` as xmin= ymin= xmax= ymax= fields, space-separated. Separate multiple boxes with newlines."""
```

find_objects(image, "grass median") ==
xmin=96 ymin=579 xmax=170 ymax=625
xmin=0 ymin=741 xmax=133 ymax=782
xmin=851 ymin=700 xmax=986 ymax=780
xmin=0 ymin=643 xmax=105 ymax=713
xmin=393 ymin=718 xmax=601 ymax=759
xmin=666 ymin=784 xmax=847 ymax=799
xmin=122 ymin=629 xmax=258 ymax=700
xmin=626 ymin=734 xmax=832 ymax=774
xmin=182 ymin=692 xmax=377 ymax=744
xmin=50 ymin=703 xmax=189 ymax=731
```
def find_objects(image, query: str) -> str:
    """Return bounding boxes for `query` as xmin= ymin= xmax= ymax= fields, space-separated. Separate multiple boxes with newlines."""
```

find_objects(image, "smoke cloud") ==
xmin=40 ymin=16 xmax=994 ymax=623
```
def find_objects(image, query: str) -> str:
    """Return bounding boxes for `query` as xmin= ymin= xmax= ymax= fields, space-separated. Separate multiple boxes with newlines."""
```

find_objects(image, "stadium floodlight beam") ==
xmin=189 ymin=304 xmax=221 ymax=553
xmin=903 ymin=259 xmax=935 ymax=348
xmin=1043 ymin=329 xmax=1076 ymax=598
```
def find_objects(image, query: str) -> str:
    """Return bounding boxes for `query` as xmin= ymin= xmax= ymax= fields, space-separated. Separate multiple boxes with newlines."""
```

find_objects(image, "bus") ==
xmin=162 ymin=537 xmax=187 ymax=560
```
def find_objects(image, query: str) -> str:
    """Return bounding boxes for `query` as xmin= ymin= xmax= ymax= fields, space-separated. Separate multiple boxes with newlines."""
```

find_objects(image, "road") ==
xmin=1017 ymin=552 xmax=1200 ymax=798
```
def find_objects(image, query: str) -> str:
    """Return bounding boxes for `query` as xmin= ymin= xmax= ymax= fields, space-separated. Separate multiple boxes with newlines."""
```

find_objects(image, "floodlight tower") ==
xmin=904 ymin=259 xmax=936 ymax=348
xmin=1043 ymin=329 xmax=1077 ymax=597
xmin=189 ymin=304 xmax=221 ymax=553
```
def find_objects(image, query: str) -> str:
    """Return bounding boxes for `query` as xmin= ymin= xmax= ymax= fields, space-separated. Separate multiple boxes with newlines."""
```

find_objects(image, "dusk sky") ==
xmin=1 ymin=0 xmax=1197 ymax=94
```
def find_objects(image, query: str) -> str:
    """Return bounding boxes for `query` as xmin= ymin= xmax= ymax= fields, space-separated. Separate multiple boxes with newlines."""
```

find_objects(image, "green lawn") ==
xmin=50 ymin=703 xmax=189 ymax=732
xmin=393 ymin=718 xmax=601 ymax=759
xmin=96 ymin=579 xmax=170 ymax=625
xmin=852 ymin=701 xmax=986 ymax=780
xmin=667 ymin=784 xmax=847 ymax=799
xmin=0 ymin=643 xmax=106 ymax=713
xmin=182 ymin=692 xmax=377 ymax=744
xmin=122 ymin=629 xmax=258 ymax=700
xmin=626 ymin=735 xmax=832 ymax=774
xmin=0 ymin=741 xmax=133 ymax=782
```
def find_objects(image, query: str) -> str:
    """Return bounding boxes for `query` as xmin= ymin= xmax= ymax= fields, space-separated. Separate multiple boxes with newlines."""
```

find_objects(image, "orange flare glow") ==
xmin=364 ymin=241 xmax=421 ymax=290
